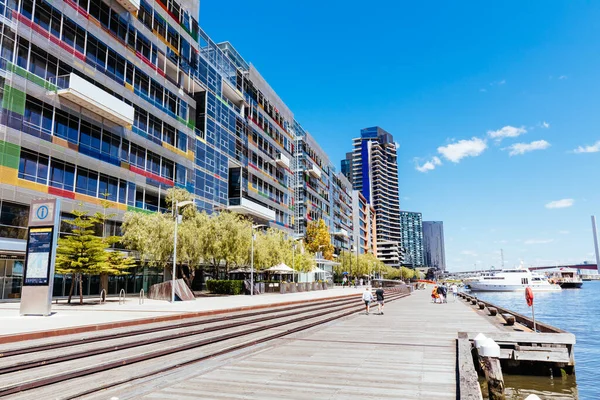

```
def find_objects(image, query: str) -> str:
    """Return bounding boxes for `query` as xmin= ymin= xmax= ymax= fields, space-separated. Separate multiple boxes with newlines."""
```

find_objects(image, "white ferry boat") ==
xmin=469 ymin=265 xmax=562 ymax=292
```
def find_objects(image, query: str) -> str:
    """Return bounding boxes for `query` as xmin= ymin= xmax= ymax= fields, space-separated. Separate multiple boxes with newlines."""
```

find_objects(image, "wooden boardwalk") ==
xmin=112 ymin=289 xmax=502 ymax=400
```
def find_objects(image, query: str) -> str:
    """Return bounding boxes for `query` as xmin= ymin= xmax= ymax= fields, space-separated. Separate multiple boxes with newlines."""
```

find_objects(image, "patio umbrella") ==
xmin=265 ymin=263 xmax=294 ymax=273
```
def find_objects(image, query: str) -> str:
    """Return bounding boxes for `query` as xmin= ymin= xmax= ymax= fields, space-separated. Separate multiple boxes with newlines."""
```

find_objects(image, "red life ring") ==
xmin=525 ymin=287 xmax=534 ymax=307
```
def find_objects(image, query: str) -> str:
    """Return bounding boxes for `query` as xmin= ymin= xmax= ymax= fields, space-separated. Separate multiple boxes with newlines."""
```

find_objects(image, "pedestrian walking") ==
xmin=360 ymin=278 xmax=364 ymax=286
xmin=436 ymin=285 xmax=444 ymax=303
xmin=342 ymin=276 xmax=347 ymax=288
xmin=431 ymin=286 xmax=438 ymax=303
xmin=451 ymin=283 xmax=458 ymax=301
xmin=362 ymin=287 xmax=374 ymax=314
xmin=441 ymin=284 xmax=448 ymax=303
xmin=375 ymin=287 xmax=385 ymax=315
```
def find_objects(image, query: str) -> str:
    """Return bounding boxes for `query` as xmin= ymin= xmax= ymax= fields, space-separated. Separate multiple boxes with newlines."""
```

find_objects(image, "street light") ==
xmin=251 ymin=224 xmax=268 ymax=296
xmin=172 ymin=200 xmax=194 ymax=303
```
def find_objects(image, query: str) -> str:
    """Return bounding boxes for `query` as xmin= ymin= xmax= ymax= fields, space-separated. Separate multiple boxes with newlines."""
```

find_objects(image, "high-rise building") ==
xmin=352 ymin=190 xmax=376 ymax=255
xmin=347 ymin=127 xmax=401 ymax=266
xmin=399 ymin=211 xmax=424 ymax=266
xmin=422 ymin=221 xmax=446 ymax=271
xmin=0 ymin=0 xmax=352 ymax=300
xmin=340 ymin=151 xmax=353 ymax=185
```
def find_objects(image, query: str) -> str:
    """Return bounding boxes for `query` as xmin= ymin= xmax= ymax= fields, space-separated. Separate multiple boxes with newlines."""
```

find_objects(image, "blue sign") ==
xmin=36 ymin=205 xmax=49 ymax=220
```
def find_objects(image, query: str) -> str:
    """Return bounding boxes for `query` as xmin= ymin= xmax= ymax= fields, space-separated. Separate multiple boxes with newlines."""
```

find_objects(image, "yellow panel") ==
xmin=120 ymin=161 xmax=130 ymax=169
xmin=0 ymin=166 xmax=18 ymax=185
xmin=74 ymin=193 xmax=102 ymax=206
xmin=17 ymin=179 xmax=48 ymax=193
xmin=186 ymin=150 xmax=194 ymax=161
xmin=162 ymin=142 xmax=187 ymax=158
xmin=125 ymin=82 xmax=134 ymax=92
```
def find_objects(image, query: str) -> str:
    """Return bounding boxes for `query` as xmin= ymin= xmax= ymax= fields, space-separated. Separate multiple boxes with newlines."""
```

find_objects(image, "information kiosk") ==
xmin=20 ymin=198 xmax=61 ymax=316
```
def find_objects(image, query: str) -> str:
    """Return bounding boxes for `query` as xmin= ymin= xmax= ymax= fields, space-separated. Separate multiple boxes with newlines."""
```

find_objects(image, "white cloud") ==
xmin=498 ymin=79 xmax=506 ymax=85
xmin=524 ymin=239 xmax=554 ymax=245
xmin=572 ymin=140 xmax=600 ymax=154
xmin=558 ymin=230 xmax=570 ymax=235
xmin=487 ymin=125 xmax=527 ymax=141
xmin=437 ymin=138 xmax=487 ymax=163
xmin=541 ymin=121 xmax=550 ymax=128
xmin=461 ymin=250 xmax=478 ymax=256
xmin=545 ymin=198 xmax=574 ymax=209
xmin=494 ymin=240 xmax=508 ymax=244
xmin=415 ymin=156 xmax=442 ymax=173
xmin=559 ymin=75 xmax=568 ymax=80
xmin=479 ymin=88 xmax=487 ymax=92
xmin=505 ymin=140 xmax=550 ymax=156
xmin=395 ymin=141 xmax=401 ymax=150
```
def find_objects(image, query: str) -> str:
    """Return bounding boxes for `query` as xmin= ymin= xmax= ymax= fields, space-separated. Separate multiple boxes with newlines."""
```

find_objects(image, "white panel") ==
xmin=55 ymin=73 xmax=134 ymax=127
xmin=228 ymin=198 xmax=276 ymax=221
xmin=115 ymin=0 xmax=140 ymax=12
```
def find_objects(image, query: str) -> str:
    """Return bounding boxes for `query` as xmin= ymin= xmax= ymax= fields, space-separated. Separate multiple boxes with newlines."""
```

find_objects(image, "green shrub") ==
xmin=206 ymin=279 xmax=244 ymax=295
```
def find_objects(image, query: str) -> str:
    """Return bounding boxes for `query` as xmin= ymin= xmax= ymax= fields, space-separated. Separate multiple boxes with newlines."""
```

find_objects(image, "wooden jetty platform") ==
xmin=95 ymin=288 xmax=504 ymax=399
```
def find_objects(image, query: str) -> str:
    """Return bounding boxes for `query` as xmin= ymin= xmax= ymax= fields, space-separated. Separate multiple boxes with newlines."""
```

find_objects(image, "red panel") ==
xmin=48 ymin=186 xmax=76 ymax=199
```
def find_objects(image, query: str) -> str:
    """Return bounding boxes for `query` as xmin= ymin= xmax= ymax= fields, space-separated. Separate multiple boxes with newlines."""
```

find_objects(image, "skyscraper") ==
xmin=399 ymin=211 xmax=424 ymax=266
xmin=347 ymin=127 xmax=401 ymax=266
xmin=423 ymin=221 xmax=446 ymax=271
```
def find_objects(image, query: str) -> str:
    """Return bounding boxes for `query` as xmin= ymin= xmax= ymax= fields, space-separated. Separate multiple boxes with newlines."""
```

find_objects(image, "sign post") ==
xmin=20 ymin=199 xmax=61 ymax=316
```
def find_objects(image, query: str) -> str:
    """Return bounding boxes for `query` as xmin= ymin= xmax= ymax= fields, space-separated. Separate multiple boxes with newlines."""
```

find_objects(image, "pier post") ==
xmin=481 ymin=356 xmax=505 ymax=400
xmin=592 ymin=216 xmax=600 ymax=274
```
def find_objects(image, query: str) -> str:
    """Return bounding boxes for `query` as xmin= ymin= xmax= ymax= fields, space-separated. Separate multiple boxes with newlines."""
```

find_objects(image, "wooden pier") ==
xmin=93 ymin=288 xmax=504 ymax=399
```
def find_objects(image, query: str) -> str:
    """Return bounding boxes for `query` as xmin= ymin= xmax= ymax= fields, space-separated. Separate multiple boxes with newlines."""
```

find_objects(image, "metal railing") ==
xmin=139 ymin=289 xmax=145 ymax=305
xmin=100 ymin=289 xmax=106 ymax=304
xmin=118 ymin=289 xmax=126 ymax=305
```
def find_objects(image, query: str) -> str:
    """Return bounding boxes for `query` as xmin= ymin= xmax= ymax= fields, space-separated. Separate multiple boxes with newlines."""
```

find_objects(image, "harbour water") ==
xmin=476 ymin=282 xmax=600 ymax=399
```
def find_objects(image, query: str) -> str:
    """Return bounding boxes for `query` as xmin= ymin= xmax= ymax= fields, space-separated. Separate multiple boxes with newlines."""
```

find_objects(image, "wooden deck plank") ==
xmin=130 ymin=289 xmax=501 ymax=400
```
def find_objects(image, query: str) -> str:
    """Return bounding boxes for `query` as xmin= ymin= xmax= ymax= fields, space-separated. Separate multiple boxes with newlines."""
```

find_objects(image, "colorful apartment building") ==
xmin=0 ymin=0 xmax=353 ymax=300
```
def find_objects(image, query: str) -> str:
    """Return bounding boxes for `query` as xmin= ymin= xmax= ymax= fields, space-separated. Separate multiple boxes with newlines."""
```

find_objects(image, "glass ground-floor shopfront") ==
xmin=0 ymin=251 xmax=164 ymax=301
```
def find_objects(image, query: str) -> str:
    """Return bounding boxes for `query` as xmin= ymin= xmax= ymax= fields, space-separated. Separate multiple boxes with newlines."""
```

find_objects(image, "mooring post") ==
xmin=479 ymin=338 xmax=505 ymax=400
xmin=481 ymin=356 xmax=505 ymax=400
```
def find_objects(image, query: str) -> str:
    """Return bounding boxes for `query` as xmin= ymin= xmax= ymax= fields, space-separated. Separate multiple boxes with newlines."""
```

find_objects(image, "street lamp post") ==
xmin=251 ymin=224 xmax=267 ymax=296
xmin=291 ymin=236 xmax=303 ymax=283
xmin=172 ymin=200 xmax=194 ymax=303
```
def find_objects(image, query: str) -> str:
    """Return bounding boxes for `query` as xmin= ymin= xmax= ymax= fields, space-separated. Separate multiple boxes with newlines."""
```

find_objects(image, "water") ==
xmin=475 ymin=282 xmax=600 ymax=399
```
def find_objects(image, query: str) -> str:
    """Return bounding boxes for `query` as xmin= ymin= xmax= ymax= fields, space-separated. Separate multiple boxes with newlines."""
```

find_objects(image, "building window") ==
xmin=76 ymin=168 xmax=98 ymax=197
xmin=18 ymin=149 xmax=48 ymax=184
xmin=49 ymin=159 xmax=75 ymax=191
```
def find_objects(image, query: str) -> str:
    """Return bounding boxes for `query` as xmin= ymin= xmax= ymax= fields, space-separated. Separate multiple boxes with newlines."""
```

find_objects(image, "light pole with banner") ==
xmin=20 ymin=198 xmax=61 ymax=316
xmin=251 ymin=224 xmax=267 ymax=295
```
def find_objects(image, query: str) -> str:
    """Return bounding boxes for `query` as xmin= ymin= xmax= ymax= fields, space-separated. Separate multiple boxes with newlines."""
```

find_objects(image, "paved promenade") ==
xmin=0 ymin=287 xmax=361 ymax=337
xmin=108 ymin=288 xmax=502 ymax=399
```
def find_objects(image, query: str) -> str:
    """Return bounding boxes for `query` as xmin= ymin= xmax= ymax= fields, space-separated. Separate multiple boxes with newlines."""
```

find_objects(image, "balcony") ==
xmin=275 ymin=153 xmax=290 ymax=168
xmin=307 ymin=164 xmax=321 ymax=179
xmin=50 ymin=73 xmax=134 ymax=127
xmin=115 ymin=0 xmax=140 ymax=12
xmin=228 ymin=197 xmax=276 ymax=221
xmin=221 ymin=78 xmax=244 ymax=106
xmin=333 ymin=228 xmax=349 ymax=238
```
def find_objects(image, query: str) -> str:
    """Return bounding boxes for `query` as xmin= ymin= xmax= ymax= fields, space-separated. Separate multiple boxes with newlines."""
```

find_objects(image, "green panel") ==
xmin=126 ymin=206 xmax=153 ymax=215
xmin=0 ymin=140 xmax=20 ymax=169
xmin=2 ymin=85 xmax=26 ymax=115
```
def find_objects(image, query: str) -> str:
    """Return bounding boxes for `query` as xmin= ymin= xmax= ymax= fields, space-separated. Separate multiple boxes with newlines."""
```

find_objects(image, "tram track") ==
xmin=0 ymin=290 xmax=409 ymax=399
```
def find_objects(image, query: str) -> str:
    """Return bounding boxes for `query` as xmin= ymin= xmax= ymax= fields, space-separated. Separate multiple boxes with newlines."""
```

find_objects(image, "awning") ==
xmin=265 ymin=263 xmax=295 ymax=273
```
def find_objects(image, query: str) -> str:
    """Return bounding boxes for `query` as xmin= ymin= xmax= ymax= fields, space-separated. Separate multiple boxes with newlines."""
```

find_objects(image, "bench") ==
xmin=502 ymin=313 xmax=515 ymax=326
xmin=488 ymin=307 xmax=498 ymax=316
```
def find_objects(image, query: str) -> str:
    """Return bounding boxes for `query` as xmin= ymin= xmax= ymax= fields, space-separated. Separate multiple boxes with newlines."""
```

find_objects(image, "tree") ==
xmin=202 ymin=211 xmax=252 ymax=277
xmin=121 ymin=211 xmax=174 ymax=270
xmin=55 ymin=208 xmax=109 ymax=304
xmin=304 ymin=219 xmax=334 ymax=260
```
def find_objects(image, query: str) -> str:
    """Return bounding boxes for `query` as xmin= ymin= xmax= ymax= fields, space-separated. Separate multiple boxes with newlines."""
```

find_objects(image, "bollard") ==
xmin=139 ymin=289 xmax=145 ymax=305
xmin=488 ymin=307 xmax=498 ymax=316
xmin=478 ymin=302 xmax=485 ymax=310
xmin=471 ymin=299 xmax=477 ymax=305
xmin=480 ymin=338 xmax=505 ymax=400
xmin=119 ymin=289 xmax=125 ymax=305
xmin=100 ymin=289 xmax=106 ymax=304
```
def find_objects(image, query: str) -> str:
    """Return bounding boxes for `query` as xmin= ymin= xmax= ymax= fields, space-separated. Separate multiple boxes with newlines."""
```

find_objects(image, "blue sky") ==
xmin=200 ymin=1 xmax=600 ymax=270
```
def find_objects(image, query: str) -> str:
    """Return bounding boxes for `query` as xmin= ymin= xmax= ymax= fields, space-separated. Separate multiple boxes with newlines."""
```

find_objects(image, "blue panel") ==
xmin=361 ymin=140 xmax=370 ymax=202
